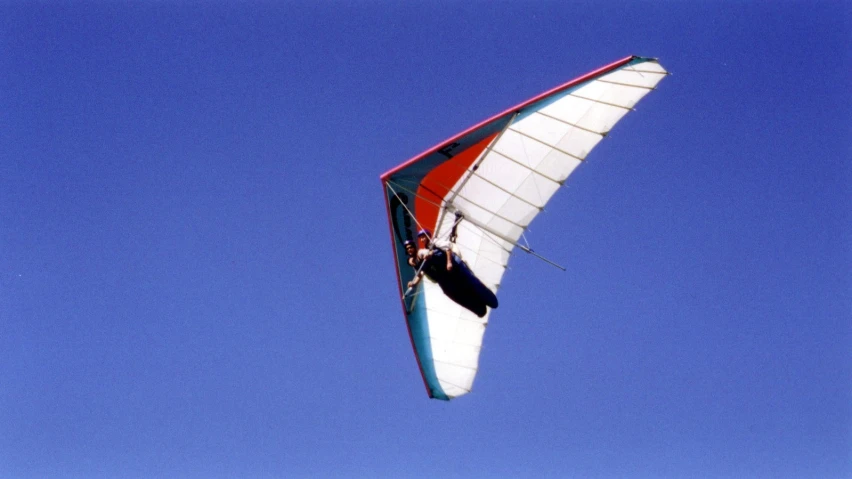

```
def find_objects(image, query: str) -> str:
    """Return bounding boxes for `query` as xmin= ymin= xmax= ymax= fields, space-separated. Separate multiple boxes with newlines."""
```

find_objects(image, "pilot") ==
xmin=405 ymin=229 xmax=457 ymax=292
xmin=416 ymin=229 xmax=453 ymax=272
xmin=405 ymin=228 xmax=496 ymax=318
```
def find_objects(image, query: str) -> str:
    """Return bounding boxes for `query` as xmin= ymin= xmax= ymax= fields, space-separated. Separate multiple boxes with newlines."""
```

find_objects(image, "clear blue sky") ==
xmin=2 ymin=2 xmax=849 ymax=478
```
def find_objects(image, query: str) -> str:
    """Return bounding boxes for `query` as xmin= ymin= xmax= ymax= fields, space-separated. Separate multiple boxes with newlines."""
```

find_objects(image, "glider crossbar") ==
xmin=450 ymin=191 xmax=528 ymax=230
xmin=387 ymin=180 xmax=506 ymax=262
xmin=456 ymin=222 xmax=513 ymax=256
xmin=462 ymin=213 xmax=566 ymax=271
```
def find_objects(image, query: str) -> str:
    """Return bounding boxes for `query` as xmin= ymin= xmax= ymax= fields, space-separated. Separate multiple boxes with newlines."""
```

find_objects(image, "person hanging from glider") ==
xmin=404 ymin=235 xmax=438 ymax=290
xmin=416 ymin=229 xmax=453 ymax=272
xmin=405 ymin=215 xmax=498 ymax=318
xmin=411 ymin=211 xmax=464 ymax=273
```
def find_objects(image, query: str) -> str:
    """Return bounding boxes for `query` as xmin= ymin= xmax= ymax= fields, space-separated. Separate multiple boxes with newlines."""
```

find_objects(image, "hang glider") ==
xmin=381 ymin=55 xmax=668 ymax=400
